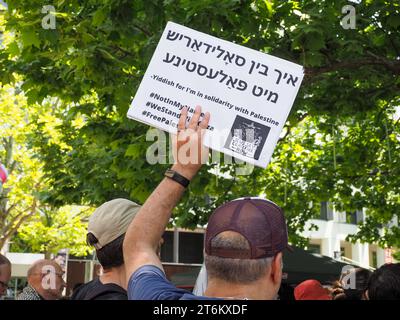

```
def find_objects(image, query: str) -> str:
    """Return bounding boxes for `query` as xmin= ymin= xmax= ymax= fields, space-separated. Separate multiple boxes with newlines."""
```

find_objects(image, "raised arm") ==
xmin=123 ymin=106 xmax=210 ymax=282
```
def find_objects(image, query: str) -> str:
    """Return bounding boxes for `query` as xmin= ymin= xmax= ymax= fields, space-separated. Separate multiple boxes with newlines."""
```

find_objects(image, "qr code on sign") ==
xmin=224 ymin=115 xmax=271 ymax=160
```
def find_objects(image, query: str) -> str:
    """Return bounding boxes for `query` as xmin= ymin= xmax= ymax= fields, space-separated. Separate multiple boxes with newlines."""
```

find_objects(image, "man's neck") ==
xmin=99 ymin=265 xmax=127 ymax=290
xmin=204 ymin=279 xmax=277 ymax=300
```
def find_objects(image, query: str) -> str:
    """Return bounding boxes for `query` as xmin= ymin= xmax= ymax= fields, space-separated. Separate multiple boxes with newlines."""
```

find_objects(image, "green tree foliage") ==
xmin=258 ymin=107 xmax=399 ymax=249
xmin=0 ymin=1 xmax=399 ymax=248
xmin=0 ymin=83 xmax=43 ymax=250
xmin=0 ymin=83 xmax=93 ymax=255
xmin=11 ymin=205 xmax=93 ymax=257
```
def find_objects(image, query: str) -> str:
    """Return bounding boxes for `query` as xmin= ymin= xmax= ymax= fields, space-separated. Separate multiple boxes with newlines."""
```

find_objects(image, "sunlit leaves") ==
xmin=14 ymin=205 xmax=93 ymax=257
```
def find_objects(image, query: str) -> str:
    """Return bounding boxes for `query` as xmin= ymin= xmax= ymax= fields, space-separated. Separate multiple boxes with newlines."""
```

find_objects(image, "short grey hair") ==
xmin=204 ymin=231 xmax=274 ymax=283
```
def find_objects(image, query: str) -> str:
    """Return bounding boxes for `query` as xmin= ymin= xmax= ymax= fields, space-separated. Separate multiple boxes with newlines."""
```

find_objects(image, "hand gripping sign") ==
xmin=127 ymin=22 xmax=304 ymax=168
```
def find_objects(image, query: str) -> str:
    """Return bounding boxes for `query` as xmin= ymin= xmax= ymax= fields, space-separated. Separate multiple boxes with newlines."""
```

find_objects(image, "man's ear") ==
xmin=270 ymin=252 xmax=283 ymax=285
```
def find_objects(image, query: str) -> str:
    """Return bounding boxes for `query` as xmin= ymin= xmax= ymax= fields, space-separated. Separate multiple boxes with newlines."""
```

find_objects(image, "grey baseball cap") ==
xmin=87 ymin=198 xmax=141 ymax=250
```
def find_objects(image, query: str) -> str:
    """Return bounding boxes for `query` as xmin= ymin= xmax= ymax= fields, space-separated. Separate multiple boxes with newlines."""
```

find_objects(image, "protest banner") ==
xmin=127 ymin=21 xmax=304 ymax=167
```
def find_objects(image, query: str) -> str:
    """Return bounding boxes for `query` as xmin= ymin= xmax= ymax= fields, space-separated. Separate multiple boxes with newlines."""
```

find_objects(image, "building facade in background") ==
xmin=303 ymin=202 xmax=397 ymax=269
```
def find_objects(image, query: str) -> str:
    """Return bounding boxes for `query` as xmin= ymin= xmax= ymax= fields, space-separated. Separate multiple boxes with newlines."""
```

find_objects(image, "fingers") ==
xmin=199 ymin=111 xmax=210 ymax=130
xmin=178 ymin=107 xmax=188 ymax=132
xmin=188 ymin=105 xmax=202 ymax=130
xmin=178 ymin=105 xmax=209 ymax=132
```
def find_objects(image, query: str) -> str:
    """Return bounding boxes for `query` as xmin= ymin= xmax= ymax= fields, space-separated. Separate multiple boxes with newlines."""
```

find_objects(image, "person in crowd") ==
xmin=123 ymin=106 xmax=291 ymax=300
xmin=66 ymin=282 xmax=83 ymax=299
xmin=17 ymin=259 xmax=65 ymax=300
xmin=365 ymin=263 xmax=400 ymax=300
xmin=193 ymin=263 xmax=296 ymax=300
xmin=331 ymin=267 xmax=371 ymax=300
xmin=71 ymin=198 xmax=141 ymax=300
xmin=294 ymin=279 xmax=331 ymax=300
xmin=0 ymin=253 xmax=11 ymax=298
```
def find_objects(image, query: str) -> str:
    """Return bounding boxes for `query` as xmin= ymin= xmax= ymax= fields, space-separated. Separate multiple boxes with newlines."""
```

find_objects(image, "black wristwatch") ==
xmin=165 ymin=169 xmax=190 ymax=188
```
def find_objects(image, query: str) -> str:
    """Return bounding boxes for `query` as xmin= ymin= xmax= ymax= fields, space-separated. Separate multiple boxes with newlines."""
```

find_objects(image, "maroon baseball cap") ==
xmin=205 ymin=197 xmax=292 ymax=259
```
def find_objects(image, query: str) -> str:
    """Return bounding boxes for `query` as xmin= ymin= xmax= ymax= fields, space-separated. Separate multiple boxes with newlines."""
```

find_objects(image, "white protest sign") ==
xmin=127 ymin=21 xmax=304 ymax=168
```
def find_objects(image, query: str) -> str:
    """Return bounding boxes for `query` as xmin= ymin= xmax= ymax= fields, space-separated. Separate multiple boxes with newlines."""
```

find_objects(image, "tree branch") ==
xmin=111 ymin=45 xmax=134 ymax=58
xmin=0 ymin=199 xmax=38 ymax=247
xmin=279 ymin=125 xmax=293 ymax=142
xmin=132 ymin=22 xmax=153 ymax=37
xmin=393 ymin=117 xmax=399 ymax=128
xmin=2 ymin=210 xmax=30 ymax=233
xmin=278 ymin=113 xmax=309 ymax=142
xmin=1 ymin=137 xmax=7 ymax=149
xmin=0 ymin=214 xmax=33 ymax=248
xmin=8 ymin=160 xmax=17 ymax=175
xmin=304 ymin=57 xmax=400 ymax=82
xmin=5 ymin=203 xmax=17 ymax=216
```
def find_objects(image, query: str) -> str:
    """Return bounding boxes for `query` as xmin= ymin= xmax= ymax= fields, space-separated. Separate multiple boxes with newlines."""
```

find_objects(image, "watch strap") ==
xmin=165 ymin=169 xmax=190 ymax=188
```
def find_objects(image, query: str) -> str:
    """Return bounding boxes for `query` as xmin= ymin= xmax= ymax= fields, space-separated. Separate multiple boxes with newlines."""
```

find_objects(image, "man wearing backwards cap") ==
xmin=124 ymin=106 xmax=291 ymax=300
xmin=72 ymin=198 xmax=140 ymax=300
